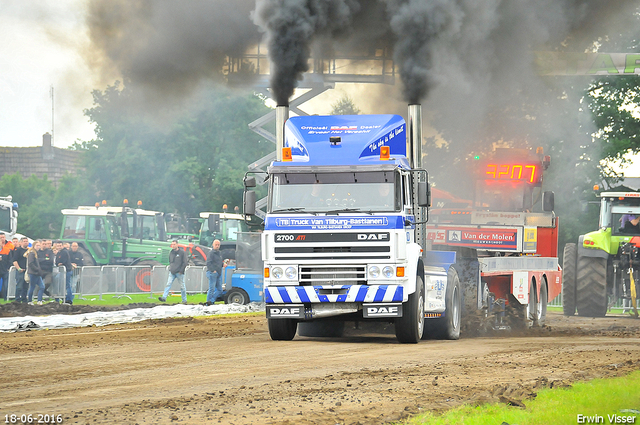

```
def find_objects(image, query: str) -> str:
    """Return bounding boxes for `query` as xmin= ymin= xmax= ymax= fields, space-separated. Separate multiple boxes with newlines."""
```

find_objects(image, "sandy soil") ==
xmin=1 ymin=311 xmax=639 ymax=424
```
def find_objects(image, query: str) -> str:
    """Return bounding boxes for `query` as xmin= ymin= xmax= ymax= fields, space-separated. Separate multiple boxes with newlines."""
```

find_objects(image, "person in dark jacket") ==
xmin=55 ymin=240 xmax=74 ymax=305
xmin=205 ymin=239 xmax=224 ymax=305
xmin=26 ymin=240 xmax=45 ymax=305
xmin=69 ymin=242 xmax=84 ymax=294
xmin=12 ymin=237 xmax=29 ymax=303
xmin=158 ymin=240 xmax=188 ymax=303
xmin=38 ymin=239 xmax=54 ymax=297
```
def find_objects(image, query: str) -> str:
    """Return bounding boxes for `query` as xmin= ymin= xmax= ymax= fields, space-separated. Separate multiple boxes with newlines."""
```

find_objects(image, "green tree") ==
xmin=78 ymin=82 xmax=273 ymax=217
xmin=0 ymin=172 xmax=95 ymax=239
xmin=330 ymin=95 xmax=361 ymax=115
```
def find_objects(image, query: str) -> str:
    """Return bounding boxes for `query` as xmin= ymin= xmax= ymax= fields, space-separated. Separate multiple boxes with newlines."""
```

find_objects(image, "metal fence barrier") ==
xmin=4 ymin=265 xmax=214 ymax=302
xmin=3 ymin=266 xmax=637 ymax=311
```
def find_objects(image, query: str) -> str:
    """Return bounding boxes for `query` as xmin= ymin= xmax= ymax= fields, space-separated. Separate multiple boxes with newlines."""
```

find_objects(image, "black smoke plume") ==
xmin=252 ymin=0 xmax=361 ymax=105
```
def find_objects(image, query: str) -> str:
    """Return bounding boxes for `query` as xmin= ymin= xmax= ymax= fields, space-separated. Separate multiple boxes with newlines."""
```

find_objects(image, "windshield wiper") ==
xmin=325 ymin=208 xmax=361 ymax=214
xmin=271 ymin=208 xmax=305 ymax=212
xmin=271 ymin=208 xmax=317 ymax=215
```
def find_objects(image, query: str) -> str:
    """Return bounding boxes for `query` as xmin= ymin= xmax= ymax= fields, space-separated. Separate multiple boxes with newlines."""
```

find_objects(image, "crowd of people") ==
xmin=0 ymin=233 xmax=83 ymax=305
xmin=2 ymin=233 xmax=225 ymax=306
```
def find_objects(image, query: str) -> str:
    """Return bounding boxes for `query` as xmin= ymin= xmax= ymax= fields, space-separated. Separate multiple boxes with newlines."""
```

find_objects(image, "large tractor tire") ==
xmin=576 ymin=256 xmax=608 ymax=317
xmin=424 ymin=267 xmax=462 ymax=340
xmin=562 ymin=243 xmax=578 ymax=316
xmin=395 ymin=275 xmax=425 ymax=343
xmin=268 ymin=318 xmax=297 ymax=341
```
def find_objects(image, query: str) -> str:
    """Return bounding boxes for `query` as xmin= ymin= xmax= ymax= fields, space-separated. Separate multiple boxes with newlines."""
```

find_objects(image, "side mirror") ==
xmin=244 ymin=190 xmax=256 ymax=216
xmin=244 ymin=176 xmax=256 ymax=188
xmin=543 ymin=191 xmax=555 ymax=212
xmin=208 ymin=214 xmax=221 ymax=233
xmin=418 ymin=181 xmax=430 ymax=207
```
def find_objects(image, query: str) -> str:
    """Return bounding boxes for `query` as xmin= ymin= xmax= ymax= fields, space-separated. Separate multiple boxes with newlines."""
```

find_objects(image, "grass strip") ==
xmin=401 ymin=370 xmax=640 ymax=425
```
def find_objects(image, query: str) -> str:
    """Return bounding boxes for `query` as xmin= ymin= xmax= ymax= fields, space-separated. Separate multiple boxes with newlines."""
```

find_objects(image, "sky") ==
xmin=0 ymin=1 xmax=97 ymax=149
xmin=1 ymin=1 xmax=640 ymax=178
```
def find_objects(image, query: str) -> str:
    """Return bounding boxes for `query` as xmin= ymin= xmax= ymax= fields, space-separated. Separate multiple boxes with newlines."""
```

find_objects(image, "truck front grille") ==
xmin=299 ymin=265 xmax=367 ymax=285
xmin=274 ymin=246 xmax=390 ymax=261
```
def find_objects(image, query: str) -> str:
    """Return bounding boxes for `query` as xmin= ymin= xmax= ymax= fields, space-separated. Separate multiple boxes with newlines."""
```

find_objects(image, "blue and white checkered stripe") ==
xmin=265 ymin=285 xmax=404 ymax=304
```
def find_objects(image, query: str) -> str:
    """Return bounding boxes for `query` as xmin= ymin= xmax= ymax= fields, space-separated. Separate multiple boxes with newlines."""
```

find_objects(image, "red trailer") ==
xmin=427 ymin=148 xmax=562 ymax=329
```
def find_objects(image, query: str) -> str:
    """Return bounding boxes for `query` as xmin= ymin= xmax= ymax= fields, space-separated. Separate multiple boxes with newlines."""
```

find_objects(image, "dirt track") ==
xmin=1 ymin=311 xmax=640 ymax=424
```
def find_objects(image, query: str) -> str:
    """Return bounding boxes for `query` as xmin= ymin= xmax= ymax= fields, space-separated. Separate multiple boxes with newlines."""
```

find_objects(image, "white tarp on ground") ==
xmin=0 ymin=303 xmax=265 ymax=332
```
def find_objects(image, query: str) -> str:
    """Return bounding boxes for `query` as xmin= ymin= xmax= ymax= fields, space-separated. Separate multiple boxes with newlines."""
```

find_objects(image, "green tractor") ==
xmin=562 ymin=190 xmax=639 ymax=317
xmin=60 ymin=206 xmax=172 ymax=268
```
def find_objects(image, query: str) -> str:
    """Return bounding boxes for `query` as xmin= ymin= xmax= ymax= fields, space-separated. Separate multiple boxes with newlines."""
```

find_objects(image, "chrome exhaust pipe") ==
xmin=408 ymin=104 xmax=422 ymax=169
xmin=276 ymin=105 xmax=289 ymax=161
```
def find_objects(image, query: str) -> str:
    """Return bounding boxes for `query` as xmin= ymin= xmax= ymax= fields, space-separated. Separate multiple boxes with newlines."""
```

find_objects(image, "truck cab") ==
xmin=0 ymin=196 xmax=18 ymax=237
xmin=245 ymin=110 xmax=456 ymax=343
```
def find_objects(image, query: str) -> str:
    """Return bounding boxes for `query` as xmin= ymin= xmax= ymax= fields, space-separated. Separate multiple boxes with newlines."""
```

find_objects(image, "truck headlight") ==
xmin=382 ymin=266 xmax=394 ymax=278
xmin=285 ymin=266 xmax=297 ymax=279
xmin=272 ymin=267 xmax=283 ymax=279
xmin=369 ymin=266 xmax=380 ymax=278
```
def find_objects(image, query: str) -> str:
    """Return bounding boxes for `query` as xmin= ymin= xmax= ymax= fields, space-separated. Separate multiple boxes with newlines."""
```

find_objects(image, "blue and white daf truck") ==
xmin=244 ymin=105 xmax=461 ymax=343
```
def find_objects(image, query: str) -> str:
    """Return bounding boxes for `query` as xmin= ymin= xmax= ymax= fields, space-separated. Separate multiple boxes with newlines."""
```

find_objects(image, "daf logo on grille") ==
xmin=357 ymin=233 xmax=389 ymax=240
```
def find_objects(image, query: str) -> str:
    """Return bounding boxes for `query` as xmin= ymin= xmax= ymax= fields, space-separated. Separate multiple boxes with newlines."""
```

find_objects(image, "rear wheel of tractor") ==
xmin=132 ymin=260 xmax=162 ymax=293
xmin=268 ymin=318 xmax=297 ymax=341
xmin=562 ymin=243 xmax=578 ymax=316
xmin=536 ymin=279 xmax=548 ymax=327
xmin=395 ymin=275 xmax=425 ymax=343
xmin=424 ymin=267 xmax=462 ymax=340
xmin=75 ymin=244 xmax=96 ymax=266
xmin=225 ymin=288 xmax=249 ymax=305
xmin=298 ymin=320 xmax=345 ymax=338
xmin=221 ymin=249 xmax=235 ymax=261
xmin=576 ymin=256 xmax=607 ymax=317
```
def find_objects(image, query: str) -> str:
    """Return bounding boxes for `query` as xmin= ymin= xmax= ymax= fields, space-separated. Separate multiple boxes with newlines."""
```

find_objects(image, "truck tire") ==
xmin=268 ymin=318 xmax=297 ymax=341
xmin=562 ymin=243 xmax=577 ymax=316
xmin=394 ymin=275 xmax=425 ymax=343
xmin=524 ymin=281 xmax=537 ymax=328
xmin=576 ymin=256 xmax=607 ymax=317
xmin=424 ymin=267 xmax=462 ymax=340
xmin=225 ymin=288 xmax=249 ymax=305
xmin=536 ymin=279 xmax=548 ymax=327
xmin=298 ymin=320 xmax=345 ymax=338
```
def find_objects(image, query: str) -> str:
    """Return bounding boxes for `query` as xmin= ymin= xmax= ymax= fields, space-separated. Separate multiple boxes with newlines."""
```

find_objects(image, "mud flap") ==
xmin=363 ymin=303 xmax=402 ymax=318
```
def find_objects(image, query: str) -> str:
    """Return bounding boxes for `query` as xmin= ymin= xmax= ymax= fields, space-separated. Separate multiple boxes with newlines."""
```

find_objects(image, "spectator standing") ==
xmin=12 ymin=237 xmax=29 ymax=303
xmin=38 ymin=239 xmax=54 ymax=297
xmin=205 ymin=239 xmax=224 ymax=306
xmin=55 ymin=240 xmax=74 ymax=305
xmin=26 ymin=240 xmax=45 ymax=305
xmin=158 ymin=240 xmax=188 ymax=304
xmin=69 ymin=242 xmax=84 ymax=294
xmin=0 ymin=232 xmax=15 ymax=300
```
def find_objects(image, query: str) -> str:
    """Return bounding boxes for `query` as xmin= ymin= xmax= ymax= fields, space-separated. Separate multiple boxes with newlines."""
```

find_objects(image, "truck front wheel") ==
xmin=424 ymin=267 xmax=462 ymax=340
xmin=576 ymin=256 xmax=607 ymax=317
xmin=562 ymin=243 xmax=577 ymax=316
xmin=268 ymin=319 xmax=297 ymax=341
xmin=395 ymin=275 xmax=425 ymax=343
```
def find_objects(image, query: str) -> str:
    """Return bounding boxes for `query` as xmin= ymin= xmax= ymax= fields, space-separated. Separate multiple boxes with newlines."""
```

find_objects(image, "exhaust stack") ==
xmin=276 ymin=105 xmax=289 ymax=161
xmin=408 ymin=104 xmax=422 ymax=169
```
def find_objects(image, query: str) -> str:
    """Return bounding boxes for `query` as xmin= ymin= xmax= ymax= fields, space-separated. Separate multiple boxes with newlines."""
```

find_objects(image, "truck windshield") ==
xmin=475 ymin=180 xmax=532 ymax=212
xmin=0 ymin=205 xmax=11 ymax=233
xmin=270 ymin=171 xmax=399 ymax=213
